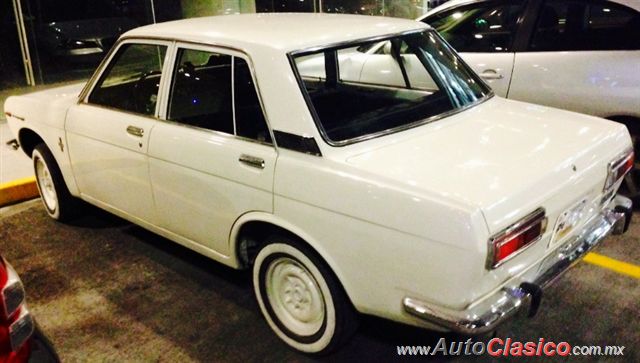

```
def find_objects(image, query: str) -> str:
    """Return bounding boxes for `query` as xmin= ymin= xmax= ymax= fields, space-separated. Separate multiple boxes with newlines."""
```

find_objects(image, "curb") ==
xmin=0 ymin=177 xmax=39 ymax=207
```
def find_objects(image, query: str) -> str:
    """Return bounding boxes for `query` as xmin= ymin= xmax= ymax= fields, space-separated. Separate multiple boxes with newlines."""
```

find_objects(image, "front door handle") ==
xmin=126 ymin=125 xmax=144 ymax=137
xmin=239 ymin=154 xmax=265 ymax=169
xmin=479 ymin=69 xmax=504 ymax=80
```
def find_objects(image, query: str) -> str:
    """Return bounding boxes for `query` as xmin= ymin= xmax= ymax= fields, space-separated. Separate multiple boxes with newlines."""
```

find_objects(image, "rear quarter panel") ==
xmin=273 ymin=149 xmax=492 ymax=325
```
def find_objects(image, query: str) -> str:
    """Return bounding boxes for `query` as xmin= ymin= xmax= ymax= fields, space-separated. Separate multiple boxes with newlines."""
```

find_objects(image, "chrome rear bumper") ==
xmin=403 ymin=195 xmax=632 ymax=335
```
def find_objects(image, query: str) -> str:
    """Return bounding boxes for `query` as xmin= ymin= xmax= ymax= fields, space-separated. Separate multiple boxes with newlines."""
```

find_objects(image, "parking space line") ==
xmin=583 ymin=252 xmax=640 ymax=279
xmin=0 ymin=177 xmax=38 ymax=207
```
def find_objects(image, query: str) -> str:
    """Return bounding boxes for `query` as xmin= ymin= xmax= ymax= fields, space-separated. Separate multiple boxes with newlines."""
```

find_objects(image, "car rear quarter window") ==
xmin=88 ymin=43 xmax=167 ymax=116
xmin=425 ymin=0 xmax=526 ymax=52
xmin=529 ymin=0 xmax=640 ymax=51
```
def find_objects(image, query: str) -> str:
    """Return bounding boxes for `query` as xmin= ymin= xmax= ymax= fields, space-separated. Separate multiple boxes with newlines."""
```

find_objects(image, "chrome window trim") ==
xmin=231 ymin=55 xmax=237 ymax=136
xmin=74 ymin=102 xmax=166 ymax=122
xmin=486 ymin=208 xmax=547 ymax=269
xmin=78 ymin=38 xmax=173 ymax=119
xmin=288 ymin=29 xmax=430 ymax=57
xmin=165 ymin=42 xmax=274 ymax=146
xmin=78 ymin=36 xmax=277 ymax=149
xmin=153 ymin=117 xmax=274 ymax=148
xmin=157 ymin=40 xmax=178 ymax=120
xmin=287 ymin=29 xmax=494 ymax=147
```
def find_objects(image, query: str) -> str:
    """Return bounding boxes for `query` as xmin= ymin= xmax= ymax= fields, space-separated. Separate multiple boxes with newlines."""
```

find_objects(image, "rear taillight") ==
xmin=0 ymin=261 xmax=25 ymax=321
xmin=605 ymin=149 xmax=634 ymax=192
xmin=487 ymin=208 xmax=547 ymax=269
xmin=0 ymin=258 xmax=33 ymax=358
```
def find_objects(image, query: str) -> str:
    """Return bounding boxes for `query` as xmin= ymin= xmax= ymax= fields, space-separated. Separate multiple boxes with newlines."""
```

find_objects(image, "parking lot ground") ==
xmin=0 ymin=200 xmax=638 ymax=362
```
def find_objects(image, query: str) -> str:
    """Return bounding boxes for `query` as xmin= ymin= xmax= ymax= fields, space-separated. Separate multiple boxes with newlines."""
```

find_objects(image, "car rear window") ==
xmin=290 ymin=30 xmax=491 ymax=145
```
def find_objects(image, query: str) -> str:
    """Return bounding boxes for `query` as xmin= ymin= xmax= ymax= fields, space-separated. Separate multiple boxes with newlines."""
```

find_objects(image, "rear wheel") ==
xmin=32 ymin=144 xmax=76 ymax=221
xmin=253 ymin=236 xmax=357 ymax=354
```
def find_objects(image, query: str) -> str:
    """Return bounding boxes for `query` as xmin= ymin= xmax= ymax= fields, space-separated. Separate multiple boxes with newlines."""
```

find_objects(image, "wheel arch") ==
xmin=16 ymin=126 xmax=80 ymax=196
xmin=17 ymin=127 xmax=45 ymax=157
xmin=230 ymin=212 xmax=357 ymax=307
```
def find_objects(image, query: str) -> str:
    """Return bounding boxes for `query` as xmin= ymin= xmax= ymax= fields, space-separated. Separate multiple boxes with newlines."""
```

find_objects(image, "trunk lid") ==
xmin=345 ymin=97 xmax=630 ymax=234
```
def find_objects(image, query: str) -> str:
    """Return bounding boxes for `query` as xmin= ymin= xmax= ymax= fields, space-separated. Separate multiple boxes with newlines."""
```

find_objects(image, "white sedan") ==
xmin=4 ymin=14 xmax=634 ymax=354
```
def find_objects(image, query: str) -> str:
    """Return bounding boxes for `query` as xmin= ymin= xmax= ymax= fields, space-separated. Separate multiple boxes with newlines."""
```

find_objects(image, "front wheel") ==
xmin=32 ymin=144 xmax=76 ymax=221
xmin=253 ymin=237 xmax=357 ymax=354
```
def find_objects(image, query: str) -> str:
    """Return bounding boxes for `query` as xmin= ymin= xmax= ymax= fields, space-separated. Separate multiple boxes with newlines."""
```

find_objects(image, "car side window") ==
xmin=88 ymin=43 xmax=167 ymax=116
xmin=168 ymin=49 xmax=234 ymax=133
xmin=234 ymin=57 xmax=272 ymax=143
xmin=168 ymin=48 xmax=272 ymax=143
xmin=530 ymin=0 xmax=640 ymax=51
xmin=425 ymin=1 xmax=526 ymax=52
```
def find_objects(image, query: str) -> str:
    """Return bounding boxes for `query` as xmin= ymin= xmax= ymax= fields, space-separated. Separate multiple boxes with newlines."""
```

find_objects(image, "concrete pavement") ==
xmin=0 ymin=201 xmax=638 ymax=362
xmin=0 ymin=120 xmax=33 ymax=184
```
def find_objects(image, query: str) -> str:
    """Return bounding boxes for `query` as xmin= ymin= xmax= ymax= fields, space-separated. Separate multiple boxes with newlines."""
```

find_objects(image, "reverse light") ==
xmin=487 ymin=209 xmax=547 ymax=269
xmin=604 ymin=149 xmax=634 ymax=192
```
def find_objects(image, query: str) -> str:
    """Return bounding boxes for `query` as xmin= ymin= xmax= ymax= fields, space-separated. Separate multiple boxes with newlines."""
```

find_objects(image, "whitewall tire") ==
xmin=32 ymin=144 xmax=76 ymax=221
xmin=253 ymin=237 xmax=357 ymax=354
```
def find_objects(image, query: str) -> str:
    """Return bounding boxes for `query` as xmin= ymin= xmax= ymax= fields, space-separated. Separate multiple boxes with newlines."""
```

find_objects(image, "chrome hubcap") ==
xmin=266 ymin=257 xmax=325 ymax=336
xmin=36 ymin=157 xmax=57 ymax=212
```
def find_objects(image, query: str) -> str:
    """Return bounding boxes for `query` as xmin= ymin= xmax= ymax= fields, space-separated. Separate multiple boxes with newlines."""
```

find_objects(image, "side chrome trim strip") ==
xmin=4 ymin=112 xmax=25 ymax=121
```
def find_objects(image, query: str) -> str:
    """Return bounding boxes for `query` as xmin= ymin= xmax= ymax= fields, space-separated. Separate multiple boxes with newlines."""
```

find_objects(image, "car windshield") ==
xmin=291 ymin=30 xmax=491 ymax=145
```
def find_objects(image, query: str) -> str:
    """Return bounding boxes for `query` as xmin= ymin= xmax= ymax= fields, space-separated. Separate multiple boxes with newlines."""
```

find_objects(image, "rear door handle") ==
xmin=126 ymin=125 xmax=144 ymax=137
xmin=479 ymin=70 xmax=504 ymax=80
xmin=239 ymin=154 xmax=265 ymax=169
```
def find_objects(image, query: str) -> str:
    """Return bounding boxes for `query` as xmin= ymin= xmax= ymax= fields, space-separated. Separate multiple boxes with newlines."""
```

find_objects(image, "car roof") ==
xmin=419 ymin=0 xmax=640 ymax=21
xmin=125 ymin=13 xmax=430 ymax=53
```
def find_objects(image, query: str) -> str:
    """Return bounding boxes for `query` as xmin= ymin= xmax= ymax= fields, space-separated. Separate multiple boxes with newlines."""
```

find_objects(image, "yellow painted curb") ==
xmin=0 ymin=177 xmax=39 ymax=207
xmin=583 ymin=252 xmax=640 ymax=279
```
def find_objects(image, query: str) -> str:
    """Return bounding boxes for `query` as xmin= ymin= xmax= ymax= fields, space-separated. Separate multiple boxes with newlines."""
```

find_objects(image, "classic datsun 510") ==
xmin=4 ymin=14 xmax=634 ymax=353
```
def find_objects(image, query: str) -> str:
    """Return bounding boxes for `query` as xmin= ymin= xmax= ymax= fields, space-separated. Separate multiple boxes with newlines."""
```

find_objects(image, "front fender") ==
xmin=4 ymin=91 xmax=81 ymax=196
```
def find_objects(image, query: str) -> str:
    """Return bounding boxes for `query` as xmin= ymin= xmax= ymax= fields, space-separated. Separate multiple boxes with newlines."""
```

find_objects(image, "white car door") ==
xmin=148 ymin=45 xmax=276 ymax=255
xmin=508 ymin=51 xmax=640 ymax=116
xmin=422 ymin=0 xmax=528 ymax=96
xmin=457 ymin=53 xmax=514 ymax=97
xmin=66 ymin=40 xmax=171 ymax=224
xmin=508 ymin=0 xmax=640 ymax=118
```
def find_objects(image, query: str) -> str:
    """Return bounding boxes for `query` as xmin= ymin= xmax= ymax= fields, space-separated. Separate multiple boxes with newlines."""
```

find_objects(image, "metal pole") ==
xmin=150 ymin=0 xmax=157 ymax=23
xmin=12 ymin=0 xmax=35 ymax=86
